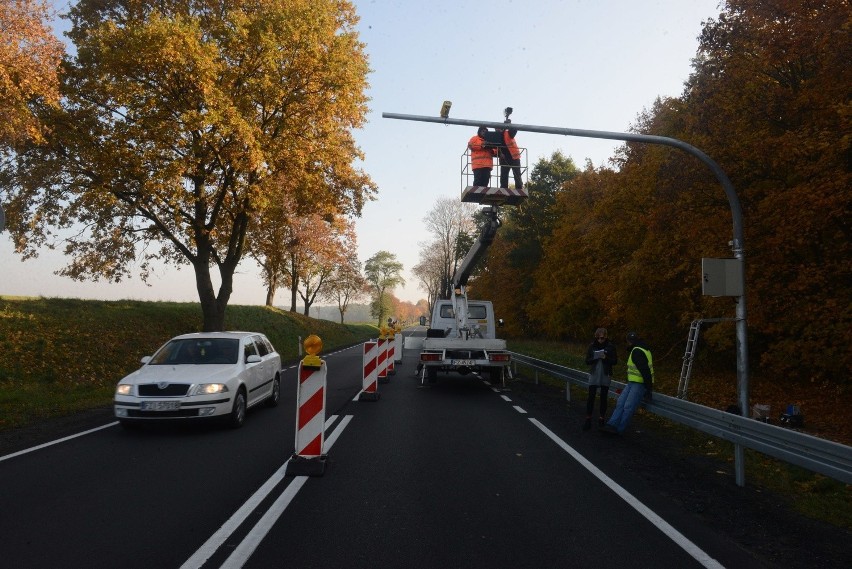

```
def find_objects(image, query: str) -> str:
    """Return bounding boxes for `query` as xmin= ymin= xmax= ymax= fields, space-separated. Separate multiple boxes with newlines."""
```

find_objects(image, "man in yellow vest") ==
xmin=601 ymin=331 xmax=653 ymax=435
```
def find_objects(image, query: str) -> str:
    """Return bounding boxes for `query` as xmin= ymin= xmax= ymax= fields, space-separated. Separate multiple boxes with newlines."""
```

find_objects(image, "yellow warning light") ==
xmin=302 ymin=334 xmax=323 ymax=367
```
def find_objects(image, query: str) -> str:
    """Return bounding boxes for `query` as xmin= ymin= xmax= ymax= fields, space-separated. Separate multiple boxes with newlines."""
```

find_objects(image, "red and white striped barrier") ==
xmin=387 ymin=333 xmax=396 ymax=376
xmin=359 ymin=340 xmax=379 ymax=401
xmin=394 ymin=332 xmax=403 ymax=363
xmin=377 ymin=336 xmax=389 ymax=384
xmin=286 ymin=360 xmax=327 ymax=476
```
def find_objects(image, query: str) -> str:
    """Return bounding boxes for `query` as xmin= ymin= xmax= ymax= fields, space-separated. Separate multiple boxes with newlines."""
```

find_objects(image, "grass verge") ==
xmin=0 ymin=297 xmax=377 ymax=431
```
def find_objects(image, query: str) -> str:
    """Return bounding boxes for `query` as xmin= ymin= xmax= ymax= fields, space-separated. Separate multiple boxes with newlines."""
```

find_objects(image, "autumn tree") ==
xmin=0 ymin=0 xmax=373 ymax=331
xmin=364 ymin=250 xmax=404 ymax=327
xmin=412 ymin=244 xmax=444 ymax=312
xmin=682 ymin=0 xmax=851 ymax=380
xmin=322 ymin=250 xmax=368 ymax=324
xmin=475 ymin=151 xmax=580 ymax=336
xmin=392 ymin=298 xmax=424 ymax=325
xmin=294 ymin=216 xmax=357 ymax=316
xmin=0 ymin=0 xmax=63 ymax=148
xmin=515 ymin=0 xmax=850 ymax=386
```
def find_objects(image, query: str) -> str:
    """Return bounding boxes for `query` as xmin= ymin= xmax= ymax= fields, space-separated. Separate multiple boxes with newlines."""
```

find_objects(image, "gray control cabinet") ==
xmin=702 ymin=258 xmax=743 ymax=296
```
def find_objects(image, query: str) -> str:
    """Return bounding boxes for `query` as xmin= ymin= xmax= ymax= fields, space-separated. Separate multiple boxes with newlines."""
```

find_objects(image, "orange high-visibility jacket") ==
xmin=468 ymin=135 xmax=496 ymax=169
xmin=503 ymin=129 xmax=520 ymax=159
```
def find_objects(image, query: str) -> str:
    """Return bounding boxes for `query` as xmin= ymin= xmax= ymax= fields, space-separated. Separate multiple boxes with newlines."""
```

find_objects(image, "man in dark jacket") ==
xmin=498 ymin=119 xmax=523 ymax=189
xmin=601 ymin=331 xmax=653 ymax=435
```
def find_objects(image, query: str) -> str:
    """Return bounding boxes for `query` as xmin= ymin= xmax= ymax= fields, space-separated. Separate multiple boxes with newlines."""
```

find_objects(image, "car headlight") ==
xmin=194 ymin=383 xmax=229 ymax=395
xmin=116 ymin=384 xmax=133 ymax=396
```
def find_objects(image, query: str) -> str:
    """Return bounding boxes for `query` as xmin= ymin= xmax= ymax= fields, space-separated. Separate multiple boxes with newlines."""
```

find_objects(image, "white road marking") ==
xmin=512 ymin=406 xmax=527 ymax=414
xmin=529 ymin=418 xmax=725 ymax=569
xmin=0 ymin=422 xmax=118 ymax=463
xmin=180 ymin=415 xmax=353 ymax=569
xmin=500 ymin=395 xmax=512 ymax=402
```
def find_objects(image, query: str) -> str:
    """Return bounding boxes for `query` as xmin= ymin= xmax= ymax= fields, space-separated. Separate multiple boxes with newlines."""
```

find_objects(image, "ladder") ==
xmin=677 ymin=318 xmax=738 ymax=400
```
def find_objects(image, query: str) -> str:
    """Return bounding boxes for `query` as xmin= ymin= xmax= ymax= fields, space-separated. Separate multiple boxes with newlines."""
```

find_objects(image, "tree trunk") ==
xmin=288 ymin=264 xmax=298 ymax=311
xmin=265 ymin=273 xmax=277 ymax=307
xmin=194 ymin=260 xmax=228 ymax=331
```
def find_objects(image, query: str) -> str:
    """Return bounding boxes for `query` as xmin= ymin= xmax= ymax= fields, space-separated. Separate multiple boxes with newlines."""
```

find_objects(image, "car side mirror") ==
xmin=246 ymin=354 xmax=262 ymax=364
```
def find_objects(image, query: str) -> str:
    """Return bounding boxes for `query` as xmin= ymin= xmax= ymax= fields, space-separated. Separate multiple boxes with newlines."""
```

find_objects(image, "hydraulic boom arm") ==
xmin=453 ymin=206 xmax=500 ymax=288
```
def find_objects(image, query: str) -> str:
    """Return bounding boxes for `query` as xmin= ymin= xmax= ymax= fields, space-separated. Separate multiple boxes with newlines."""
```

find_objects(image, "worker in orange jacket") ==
xmin=499 ymin=119 xmax=523 ymax=189
xmin=468 ymin=126 xmax=497 ymax=187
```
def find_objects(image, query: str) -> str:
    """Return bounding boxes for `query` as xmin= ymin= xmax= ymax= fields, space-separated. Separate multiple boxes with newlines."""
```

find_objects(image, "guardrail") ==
xmin=509 ymin=352 xmax=852 ymax=485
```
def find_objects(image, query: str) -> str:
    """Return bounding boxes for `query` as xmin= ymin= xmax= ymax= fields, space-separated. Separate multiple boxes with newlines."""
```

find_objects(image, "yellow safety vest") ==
xmin=626 ymin=347 xmax=654 ymax=384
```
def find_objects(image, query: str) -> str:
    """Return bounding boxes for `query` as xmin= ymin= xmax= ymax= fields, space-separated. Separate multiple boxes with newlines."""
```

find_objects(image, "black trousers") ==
xmin=500 ymin=157 xmax=523 ymax=189
xmin=473 ymin=168 xmax=492 ymax=187
xmin=586 ymin=385 xmax=610 ymax=417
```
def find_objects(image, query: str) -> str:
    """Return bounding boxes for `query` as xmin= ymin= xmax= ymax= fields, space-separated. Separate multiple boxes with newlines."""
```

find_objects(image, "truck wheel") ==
xmin=427 ymin=367 xmax=438 ymax=383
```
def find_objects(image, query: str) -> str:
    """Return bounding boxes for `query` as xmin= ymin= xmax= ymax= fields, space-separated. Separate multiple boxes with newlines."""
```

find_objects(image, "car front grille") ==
xmin=127 ymin=409 xmax=201 ymax=418
xmin=138 ymin=383 xmax=191 ymax=396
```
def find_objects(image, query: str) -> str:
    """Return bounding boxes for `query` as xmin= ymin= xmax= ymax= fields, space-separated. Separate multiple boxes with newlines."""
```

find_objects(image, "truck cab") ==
xmin=414 ymin=298 xmax=510 ymax=384
xmin=429 ymin=300 xmax=497 ymax=340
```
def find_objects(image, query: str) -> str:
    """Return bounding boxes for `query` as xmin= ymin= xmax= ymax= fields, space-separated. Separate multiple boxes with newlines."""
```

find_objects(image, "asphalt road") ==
xmin=1 ymin=334 xmax=769 ymax=568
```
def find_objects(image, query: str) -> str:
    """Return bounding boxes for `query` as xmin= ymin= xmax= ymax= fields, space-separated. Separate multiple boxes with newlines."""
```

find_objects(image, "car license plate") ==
xmin=141 ymin=400 xmax=181 ymax=411
xmin=451 ymin=359 xmax=474 ymax=366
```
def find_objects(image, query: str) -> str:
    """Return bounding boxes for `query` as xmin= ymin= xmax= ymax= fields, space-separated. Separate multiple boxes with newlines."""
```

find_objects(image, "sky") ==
xmin=0 ymin=0 xmax=723 ymax=307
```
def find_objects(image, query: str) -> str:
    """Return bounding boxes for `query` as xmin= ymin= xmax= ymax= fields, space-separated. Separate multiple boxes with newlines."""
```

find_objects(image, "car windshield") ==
xmin=149 ymin=338 xmax=240 ymax=365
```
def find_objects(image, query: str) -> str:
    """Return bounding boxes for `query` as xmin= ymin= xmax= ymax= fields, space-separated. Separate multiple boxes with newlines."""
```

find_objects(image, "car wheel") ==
xmin=228 ymin=388 xmax=247 ymax=428
xmin=266 ymin=373 xmax=281 ymax=408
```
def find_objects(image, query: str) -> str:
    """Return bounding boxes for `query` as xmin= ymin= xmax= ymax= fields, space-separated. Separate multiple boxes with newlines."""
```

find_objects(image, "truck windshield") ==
xmin=150 ymin=338 xmax=240 ymax=365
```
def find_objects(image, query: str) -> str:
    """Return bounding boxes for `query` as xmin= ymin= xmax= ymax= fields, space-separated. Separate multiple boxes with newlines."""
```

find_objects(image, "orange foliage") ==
xmin=0 ymin=0 xmax=63 ymax=146
xmin=477 ymin=0 xmax=849 ymax=385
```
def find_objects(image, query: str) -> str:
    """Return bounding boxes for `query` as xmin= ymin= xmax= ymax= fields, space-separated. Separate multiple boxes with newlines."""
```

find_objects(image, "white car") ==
xmin=114 ymin=332 xmax=282 ymax=428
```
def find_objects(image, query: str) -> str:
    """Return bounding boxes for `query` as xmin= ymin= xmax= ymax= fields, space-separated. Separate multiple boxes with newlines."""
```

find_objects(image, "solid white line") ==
xmin=529 ymin=418 xmax=725 ymax=569
xmin=324 ymin=415 xmax=353 ymax=449
xmin=219 ymin=476 xmax=308 ymax=569
xmin=180 ymin=414 xmax=347 ymax=569
xmin=179 ymin=464 xmax=289 ymax=569
xmin=512 ymin=406 xmax=527 ymax=414
xmin=219 ymin=415 xmax=354 ymax=569
xmin=0 ymin=421 xmax=118 ymax=463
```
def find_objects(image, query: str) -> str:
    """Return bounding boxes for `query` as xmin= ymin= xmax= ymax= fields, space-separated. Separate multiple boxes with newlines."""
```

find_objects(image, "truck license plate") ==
xmin=141 ymin=400 xmax=181 ymax=411
xmin=451 ymin=359 xmax=474 ymax=366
